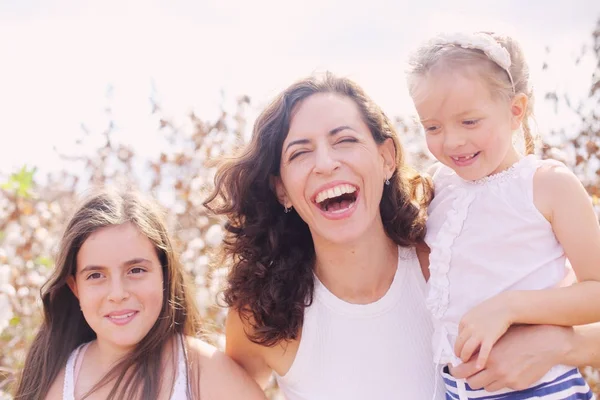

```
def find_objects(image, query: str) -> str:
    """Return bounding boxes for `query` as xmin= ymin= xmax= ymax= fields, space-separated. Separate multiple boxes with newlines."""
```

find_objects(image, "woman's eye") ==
xmin=289 ymin=151 xmax=308 ymax=161
xmin=336 ymin=137 xmax=358 ymax=144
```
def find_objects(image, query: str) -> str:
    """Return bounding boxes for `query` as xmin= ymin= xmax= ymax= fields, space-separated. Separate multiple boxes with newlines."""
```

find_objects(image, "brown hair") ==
xmin=204 ymin=72 xmax=432 ymax=347
xmin=407 ymin=32 xmax=536 ymax=154
xmin=14 ymin=188 xmax=202 ymax=400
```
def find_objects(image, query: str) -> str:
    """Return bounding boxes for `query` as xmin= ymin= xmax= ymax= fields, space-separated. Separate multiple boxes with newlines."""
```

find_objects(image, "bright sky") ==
xmin=1 ymin=0 xmax=599 ymax=175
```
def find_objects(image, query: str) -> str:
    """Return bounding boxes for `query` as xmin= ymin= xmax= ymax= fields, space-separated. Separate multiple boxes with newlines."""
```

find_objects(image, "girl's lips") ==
xmin=105 ymin=310 xmax=138 ymax=326
xmin=450 ymin=151 xmax=481 ymax=167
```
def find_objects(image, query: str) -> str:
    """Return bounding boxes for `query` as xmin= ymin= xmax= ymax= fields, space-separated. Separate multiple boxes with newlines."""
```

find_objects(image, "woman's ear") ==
xmin=270 ymin=175 xmax=292 ymax=209
xmin=510 ymin=93 xmax=528 ymax=130
xmin=380 ymin=138 xmax=397 ymax=180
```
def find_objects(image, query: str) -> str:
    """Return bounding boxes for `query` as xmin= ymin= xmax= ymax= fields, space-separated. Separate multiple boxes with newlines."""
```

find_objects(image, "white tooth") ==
xmin=316 ymin=184 xmax=357 ymax=204
xmin=112 ymin=313 xmax=133 ymax=319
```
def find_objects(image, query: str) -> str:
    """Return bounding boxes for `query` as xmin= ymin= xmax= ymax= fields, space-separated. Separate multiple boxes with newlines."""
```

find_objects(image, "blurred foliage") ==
xmin=1 ymin=18 xmax=599 ymax=399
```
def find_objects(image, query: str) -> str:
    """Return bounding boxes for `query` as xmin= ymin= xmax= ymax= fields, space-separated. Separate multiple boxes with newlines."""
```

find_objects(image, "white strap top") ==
xmin=63 ymin=335 xmax=189 ymax=400
xmin=274 ymin=246 xmax=445 ymax=400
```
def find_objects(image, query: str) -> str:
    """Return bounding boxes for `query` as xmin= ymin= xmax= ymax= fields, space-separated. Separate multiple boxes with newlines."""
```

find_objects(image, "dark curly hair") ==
xmin=204 ymin=72 xmax=433 ymax=347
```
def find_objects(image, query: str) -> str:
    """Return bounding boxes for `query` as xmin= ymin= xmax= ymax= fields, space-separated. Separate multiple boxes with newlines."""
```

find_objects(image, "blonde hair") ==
xmin=406 ymin=32 xmax=536 ymax=155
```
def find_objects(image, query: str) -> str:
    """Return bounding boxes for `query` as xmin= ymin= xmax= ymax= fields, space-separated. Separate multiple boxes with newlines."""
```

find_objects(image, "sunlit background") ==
xmin=1 ymin=1 xmax=600 ymax=398
xmin=1 ymin=0 xmax=599 ymax=176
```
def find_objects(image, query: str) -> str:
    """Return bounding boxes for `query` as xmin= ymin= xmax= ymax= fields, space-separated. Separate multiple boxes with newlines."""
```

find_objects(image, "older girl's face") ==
xmin=67 ymin=223 xmax=164 ymax=352
xmin=275 ymin=93 xmax=396 ymax=246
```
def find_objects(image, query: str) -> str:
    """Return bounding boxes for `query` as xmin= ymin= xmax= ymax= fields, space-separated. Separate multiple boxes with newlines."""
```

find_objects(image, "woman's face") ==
xmin=68 ymin=222 xmax=164 ymax=352
xmin=275 ymin=93 xmax=396 ymax=246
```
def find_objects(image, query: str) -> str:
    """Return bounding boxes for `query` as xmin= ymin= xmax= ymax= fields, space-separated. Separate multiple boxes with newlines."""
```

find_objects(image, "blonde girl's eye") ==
xmin=463 ymin=119 xmax=480 ymax=127
xmin=424 ymin=125 xmax=441 ymax=134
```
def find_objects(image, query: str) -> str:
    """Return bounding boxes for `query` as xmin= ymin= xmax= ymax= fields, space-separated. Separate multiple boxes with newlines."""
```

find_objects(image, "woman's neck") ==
xmin=312 ymin=220 xmax=399 ymax=304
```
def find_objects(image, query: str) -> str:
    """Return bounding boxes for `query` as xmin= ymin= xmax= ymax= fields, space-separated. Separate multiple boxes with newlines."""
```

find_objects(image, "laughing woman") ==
xmin=204 ymin=72 xmax=600 ymax=400
xmin=14 ymin=188 xmax=266 ymax=400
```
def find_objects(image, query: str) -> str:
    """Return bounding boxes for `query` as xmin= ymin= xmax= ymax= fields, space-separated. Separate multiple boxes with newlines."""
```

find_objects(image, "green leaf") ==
xmin=9 ymin=317 xmax=20 ymax=327
xmin=1 ymin=165 xmax=37 ymax=198
xmin=34 ymin=256 xmax=53 ymax=269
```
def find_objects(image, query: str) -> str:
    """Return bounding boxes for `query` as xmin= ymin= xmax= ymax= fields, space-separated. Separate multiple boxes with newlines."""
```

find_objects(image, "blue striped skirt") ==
xmin=442 ymin=367 xmax=595 ymax=399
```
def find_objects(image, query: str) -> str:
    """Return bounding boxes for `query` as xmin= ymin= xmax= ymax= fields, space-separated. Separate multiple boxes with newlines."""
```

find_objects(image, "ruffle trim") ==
xmin=426 ymin=186 xmax=476 ymax=320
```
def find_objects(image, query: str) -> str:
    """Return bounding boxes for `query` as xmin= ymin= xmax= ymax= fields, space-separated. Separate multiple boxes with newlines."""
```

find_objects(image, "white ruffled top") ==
xmin=425 ymin=155 xmax=570 ymax=365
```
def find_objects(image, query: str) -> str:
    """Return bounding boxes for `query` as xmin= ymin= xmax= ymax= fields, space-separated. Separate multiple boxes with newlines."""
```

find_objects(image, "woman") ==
xmin=14 ymin=188 xmax=266 ymax=400
xmin=204 ymin=73 xmax=600 ymax=399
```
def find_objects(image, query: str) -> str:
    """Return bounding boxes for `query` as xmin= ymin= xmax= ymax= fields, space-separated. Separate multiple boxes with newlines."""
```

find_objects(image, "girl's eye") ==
xmin=129 ymin=267 xmax=146 ymax=275
xmin=425 ymin=126 xmax=440 ymax=133
xmin=86 ymin=272 xmax=103 ymax=280
xmin=463 ymin=119 xmax=480 ymax=126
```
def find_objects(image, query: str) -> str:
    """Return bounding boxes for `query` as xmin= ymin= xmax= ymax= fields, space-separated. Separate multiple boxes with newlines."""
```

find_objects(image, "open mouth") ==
xmin=314 ymin=184 xmax=358 ymax=213
xmin=450 ymin=151 xmax=481 ymax=167
xmin=450 ymin=151 xmax=481 ymax=162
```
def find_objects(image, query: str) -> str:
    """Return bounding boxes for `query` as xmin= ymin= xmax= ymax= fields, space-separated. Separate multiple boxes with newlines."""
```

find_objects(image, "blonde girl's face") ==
xmin=413 ymin=69 xmax=525 ymax=181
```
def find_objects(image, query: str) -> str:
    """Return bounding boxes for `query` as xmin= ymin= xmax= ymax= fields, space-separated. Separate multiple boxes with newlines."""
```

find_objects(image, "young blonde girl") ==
xmin=14 ymin=188 xmax=266 ymax=400
xmin=407 ymin=32 xmax=599 ymax=399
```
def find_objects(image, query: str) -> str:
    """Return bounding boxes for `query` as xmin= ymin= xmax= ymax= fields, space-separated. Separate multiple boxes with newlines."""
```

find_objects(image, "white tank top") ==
xmin=63 ymin=335 xmax=189 ymax=400
xmin=274 ymin=246 xmax=445 ymax=400
xmin=425 ymin=155 xmax=573 ymax=384
xmin=426 ymin=157 xmax=569 ymax=358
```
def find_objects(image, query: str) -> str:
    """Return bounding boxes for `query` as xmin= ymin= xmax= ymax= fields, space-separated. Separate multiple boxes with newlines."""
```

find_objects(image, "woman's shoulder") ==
xmin=184 ymin=336 xmax=267 ymax=400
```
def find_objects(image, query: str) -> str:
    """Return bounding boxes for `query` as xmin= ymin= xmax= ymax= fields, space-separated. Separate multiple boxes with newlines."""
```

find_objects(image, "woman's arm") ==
xmin=451 ymin=323 xmax=600 ymax=392
xmin=565 ymin=322 xmax=600 ymax=368
xmin=224 ymin=308 xmax=274 ymax=389
xmin=187 ymin=336 xmax=268 ymax=400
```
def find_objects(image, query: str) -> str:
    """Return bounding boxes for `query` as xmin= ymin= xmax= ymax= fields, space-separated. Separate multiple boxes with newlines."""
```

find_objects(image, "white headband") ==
xmin=431 ymin=32 xmax=515 ymax=92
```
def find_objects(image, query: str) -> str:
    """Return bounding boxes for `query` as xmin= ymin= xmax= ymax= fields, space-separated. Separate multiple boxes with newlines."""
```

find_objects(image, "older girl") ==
xmin=14 ymin=188 xmax=266 ymax=400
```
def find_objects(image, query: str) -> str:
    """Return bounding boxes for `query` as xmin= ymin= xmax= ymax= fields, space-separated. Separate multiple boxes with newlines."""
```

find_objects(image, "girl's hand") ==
xmin=450 ymin=324 xmax=572 ymax=392
xmin=454 ymin=292 xmax=516 ymax=369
